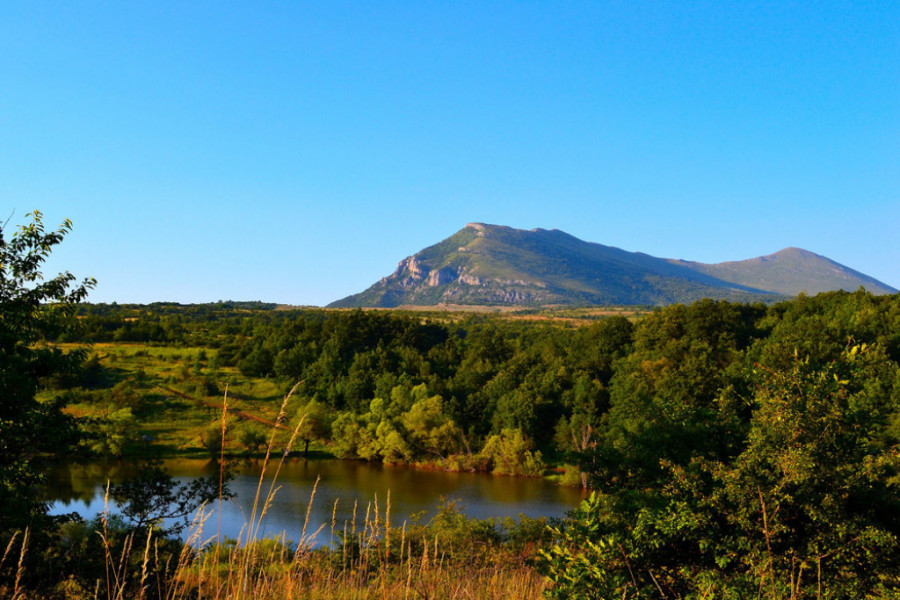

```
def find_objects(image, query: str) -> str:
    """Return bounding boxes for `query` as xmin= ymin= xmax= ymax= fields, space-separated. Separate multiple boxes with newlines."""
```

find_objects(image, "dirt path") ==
xmin=160 ymin=386 xmax=289 ymax=430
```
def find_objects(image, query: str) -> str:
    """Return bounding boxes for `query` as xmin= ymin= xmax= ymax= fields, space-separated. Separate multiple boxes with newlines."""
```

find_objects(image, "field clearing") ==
xmin=43 ymin=343 xmax=299 ymax=457
xmin=342 ymin=304 xmax=649 ymax=325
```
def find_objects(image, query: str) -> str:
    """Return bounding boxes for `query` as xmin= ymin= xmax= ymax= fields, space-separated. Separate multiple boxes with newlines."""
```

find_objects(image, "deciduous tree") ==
xmin=0 ymin=211 xmax=94 ymax=534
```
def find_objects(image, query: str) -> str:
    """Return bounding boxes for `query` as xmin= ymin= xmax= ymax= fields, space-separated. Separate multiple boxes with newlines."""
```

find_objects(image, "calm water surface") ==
xmin=46 ymin=458 xmax=584 ymax=545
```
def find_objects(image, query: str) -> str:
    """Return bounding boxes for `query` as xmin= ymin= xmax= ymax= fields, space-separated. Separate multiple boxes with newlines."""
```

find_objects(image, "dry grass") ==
xmin=5 ymin=384 xmax=547 ymax=600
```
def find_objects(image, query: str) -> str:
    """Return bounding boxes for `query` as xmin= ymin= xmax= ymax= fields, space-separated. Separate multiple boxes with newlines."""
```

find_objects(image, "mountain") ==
xmin=328 ymin=224 xmax=896 ymax=308
xmin=670 ymin=247 xmax=897 ymax=296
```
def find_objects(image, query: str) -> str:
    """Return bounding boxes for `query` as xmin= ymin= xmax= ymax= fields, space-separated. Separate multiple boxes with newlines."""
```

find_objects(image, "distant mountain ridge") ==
xmin=670 ymin=247 xmax=895 ymax=296
xmin=329 ymin=224 xmax=896 ymax=308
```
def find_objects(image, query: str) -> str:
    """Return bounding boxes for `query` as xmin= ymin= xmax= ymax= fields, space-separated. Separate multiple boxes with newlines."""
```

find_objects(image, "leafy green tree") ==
xmin=79 ymin=406 xmax=137 ymax=457
xmin=294 ymin=399 xmax=332 ymax=457
xmin=330 ymin=411 xmax=364 ymax=459
xmin=0 ymin=211 xmax=94 ymax=534
xmin=375 ymin=420 xmax=412 ymax=463
xmin=706 ymin=343 xmax=900 ymax=597
xmin=200 ymin=422 xmax=226 ymax=458
xmin=480 ymin=428 xmax=544 ymax=476
xmin=540 ymin=492 xmax=627 ymax=600
xmin=546 ymin=343 xmax=900 ymax=598
xmin=401 ymin=390 xmax=462 ymax=459
xmin=238 ymin=422 xmax=268 ymax=453
xmin=588 ymin=300 xmax=758 ymax=494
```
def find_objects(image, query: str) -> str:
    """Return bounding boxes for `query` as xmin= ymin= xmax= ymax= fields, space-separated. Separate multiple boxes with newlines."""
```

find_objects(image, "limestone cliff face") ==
xmin=427 ymin=268 xmax=456 ymax=287
xmin=388 ymin=252 xmax=538 ymax=297
xmin=388 ymin=257 xmax=426 ymax=288
xmin=389 ymin=258 xmax=459 ymax=288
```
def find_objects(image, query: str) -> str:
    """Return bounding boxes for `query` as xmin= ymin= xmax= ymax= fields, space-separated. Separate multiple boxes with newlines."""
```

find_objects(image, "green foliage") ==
xmin=0 ymin=211 xmax=94 ymax=534
xmin=293 ymin=399 xmax=331 ymax=456
xmin=481 ymin=429 xmax=544 ymax=476
xmin=24 ymin=512 xmax=186 ymax=599
xmin=238 ymin=422 xmax=269 ymax=453
xmin=388 ymin=498 xmax=551 ymax=565
xmin=61 ymin=300 xmax=642 ymax=463
xmin=556 ymin=463 xmax=584 ymax=487
xmin=330 ymin=383 xmax=466 ymax=465
xmin=547 ymin=342 xmax=900 ymax=598
xmin=330 ymin=411 xmax=364 ymax=459
xmin=78 ymin=406 xmax=138 ymax=457
xmin=540 ymin=493 xmax=630 ymax=600
xmin=200 ymin=422 xmax=225 ymax=458
xmin=584 ymin=301 xmax=760 ymax=493
xmin=401 ymin=388 xmax=463 ymax=458
xmin=424 ymin=498 xmax=502 ymax=547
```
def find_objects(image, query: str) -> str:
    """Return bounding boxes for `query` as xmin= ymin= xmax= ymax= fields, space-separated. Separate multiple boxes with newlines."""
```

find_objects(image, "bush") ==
xmin=480 ymin=429 xmax=544 ymax=476
xmin=238 ymin=422 xmax=269 ymax=453
xmin=545 ymin=345 xmax=900 ymax=598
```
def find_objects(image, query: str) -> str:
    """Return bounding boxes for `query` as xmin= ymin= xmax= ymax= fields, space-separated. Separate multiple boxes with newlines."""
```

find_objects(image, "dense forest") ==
xmin=3 ymin=213 xmax=900 ymax=597
xmin=63 ymin=291 xmax=900 ymax=477
xmin=65 ymin=301 xmax=637 ymax=475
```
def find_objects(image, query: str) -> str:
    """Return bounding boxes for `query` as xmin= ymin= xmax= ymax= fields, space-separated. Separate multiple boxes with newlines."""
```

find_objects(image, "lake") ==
xmin=45 ymin=458 xmax=585 ymax=545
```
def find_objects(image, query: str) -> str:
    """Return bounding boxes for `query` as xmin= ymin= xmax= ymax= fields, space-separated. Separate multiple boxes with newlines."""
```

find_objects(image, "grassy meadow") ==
xmin=44 ymin=342 xmax=308 ymax=458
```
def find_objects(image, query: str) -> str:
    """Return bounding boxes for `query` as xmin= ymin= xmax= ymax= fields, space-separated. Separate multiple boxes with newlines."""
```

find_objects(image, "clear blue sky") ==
xmin=2 ymin=1 xmax=897 ymax=305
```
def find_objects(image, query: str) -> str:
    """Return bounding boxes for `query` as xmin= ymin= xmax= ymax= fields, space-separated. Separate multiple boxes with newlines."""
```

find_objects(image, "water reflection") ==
xmin=45 ymin=458 xmax=584 ymax=545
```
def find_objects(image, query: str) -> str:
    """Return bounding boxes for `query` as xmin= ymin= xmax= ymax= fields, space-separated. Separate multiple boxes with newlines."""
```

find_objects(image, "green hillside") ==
xmin=329 ymin=224 xmax=770 ymax=307
xmin=672 ymin=247 xmax=897 ymax=296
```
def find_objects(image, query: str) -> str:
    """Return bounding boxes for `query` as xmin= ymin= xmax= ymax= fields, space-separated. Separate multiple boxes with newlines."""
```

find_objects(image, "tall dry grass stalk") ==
xmin=215 ymin=383 xmax=229 ymax=600
xmin=247 ymin=380 xmax=303 ymax=543
xmin=0 ymin=531 xmax=20 ymax=576
xmin=11 ymin=528 xmax=28 ymax=600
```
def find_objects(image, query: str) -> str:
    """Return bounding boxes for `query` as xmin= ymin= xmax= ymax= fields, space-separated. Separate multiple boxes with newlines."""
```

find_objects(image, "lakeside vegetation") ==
xmin=50 ymin=300 xmax=647 ymax=478
xmin=3 ymin=212 xmax=900 ymax=598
